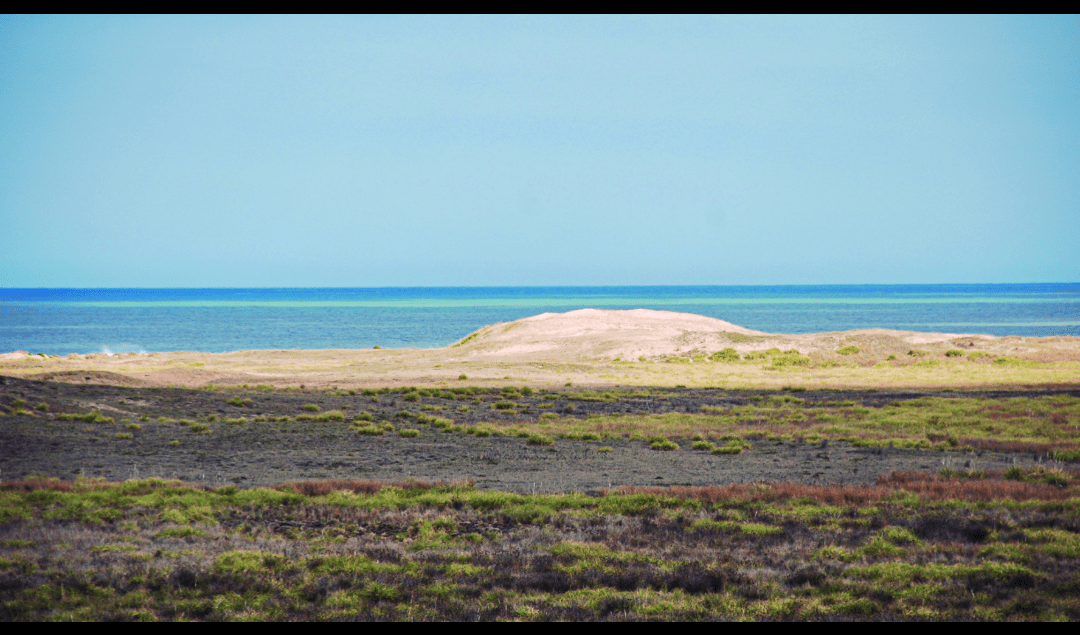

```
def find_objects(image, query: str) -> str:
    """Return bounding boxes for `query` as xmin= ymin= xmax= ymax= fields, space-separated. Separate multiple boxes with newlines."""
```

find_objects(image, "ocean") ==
xmin=1 ymin=284 xmax=1077 ymax=355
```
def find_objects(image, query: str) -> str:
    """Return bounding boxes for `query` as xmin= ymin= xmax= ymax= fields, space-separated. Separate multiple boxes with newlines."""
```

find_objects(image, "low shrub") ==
xmin=57 ymin=411 xmax=114 ymax=424
xmin=526 ymin=434 xmax=553 ymax=446
xmin=837 ymin=346 xmax=861 ymax=355
xmin=301 ymin=404 xmax=320 ymax=412
xmin=398 ymin=429 xmax=420 ymax=438
xmin=945 ymin=349 xmax=965 ymax=357
xmin=403 ymin=392 xmax=420 ymax=402
xmin=34 ymin=402 xmax=49 ymax=412
xmin=648 ymin=436 xmax=679 ymax=451
xmin=907 ymin=349 xmax=931 ymax=358
xmin=772 ymin=353 xmax=811 ymax=367
xmin=709 ymin=348 xmax=740 ymax=362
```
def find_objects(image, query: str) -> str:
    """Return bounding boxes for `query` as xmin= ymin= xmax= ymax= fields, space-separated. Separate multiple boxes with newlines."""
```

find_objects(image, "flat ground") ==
xmin=1 ymin=376 xmax=1076 ymax=490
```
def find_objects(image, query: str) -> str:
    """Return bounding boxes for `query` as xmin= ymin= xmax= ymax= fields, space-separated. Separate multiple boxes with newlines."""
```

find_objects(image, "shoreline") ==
xmin=2 ymin=310 xmax=1078 ymax=390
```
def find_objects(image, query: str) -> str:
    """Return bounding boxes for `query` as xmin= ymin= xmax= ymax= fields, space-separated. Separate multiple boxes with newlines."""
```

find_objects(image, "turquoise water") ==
xmin=1 ymin=285 xmax=1077 ymax=355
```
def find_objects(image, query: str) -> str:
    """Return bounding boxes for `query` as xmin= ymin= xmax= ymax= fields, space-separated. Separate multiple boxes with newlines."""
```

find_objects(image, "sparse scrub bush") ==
xmin=648 ymin=436 xmax=679 ymax=451
xmin=772 ymin=352 xmax=811 ymax=367
xmin=526 ymin=434 xmax=553 ymax=446
xmin=837 ymin=346 xmax=861 ymax=355
xmin=708 ymin=348 xmax=740 ymax=362
xmin=34 ymin=402 xmax=49 ymax=412
xmin=57 ymin=411 xmax=114 ymax=424
xmin=907 ymin=349 xmax=931 ymax=358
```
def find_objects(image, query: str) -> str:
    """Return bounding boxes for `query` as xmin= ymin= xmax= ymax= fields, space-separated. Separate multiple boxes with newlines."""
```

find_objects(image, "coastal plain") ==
xmin=2 ymin=309 xmax=1078 ymax=391
xmin=2 ymin=310 xmax=1079 ymax=620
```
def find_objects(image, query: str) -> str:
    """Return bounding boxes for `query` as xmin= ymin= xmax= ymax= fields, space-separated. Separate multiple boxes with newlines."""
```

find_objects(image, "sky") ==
xmin=1 ymin=15 xmax=1077 ymax=287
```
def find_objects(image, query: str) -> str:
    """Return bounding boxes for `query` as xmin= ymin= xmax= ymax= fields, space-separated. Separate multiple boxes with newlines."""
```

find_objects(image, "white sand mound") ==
xmin=456 ymin=309 xmax=768 ymax=360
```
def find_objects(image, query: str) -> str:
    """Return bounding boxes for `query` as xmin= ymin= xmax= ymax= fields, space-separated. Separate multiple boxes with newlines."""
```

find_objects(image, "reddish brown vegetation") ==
xmin=609 ymin=470 xmax=1080 ymax=504
xmin=274 ymin=478 xmax=474 ymax=496
xmin=959 ymin=438 xmax=1071 ymax=454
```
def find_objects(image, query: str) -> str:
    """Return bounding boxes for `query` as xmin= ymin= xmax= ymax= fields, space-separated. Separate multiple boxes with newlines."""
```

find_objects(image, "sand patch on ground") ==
xmin=3 ymin=309 xmax=1078 ymax=390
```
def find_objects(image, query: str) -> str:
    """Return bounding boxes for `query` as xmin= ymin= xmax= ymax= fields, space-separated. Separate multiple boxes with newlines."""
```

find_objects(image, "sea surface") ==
xmin=0 ymin=285 xmax=1077 ymax=355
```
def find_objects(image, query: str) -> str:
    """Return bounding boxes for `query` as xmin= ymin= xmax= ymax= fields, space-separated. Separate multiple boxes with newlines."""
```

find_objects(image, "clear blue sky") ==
xmin=1 ymin=15 xmax=1077 ymax=287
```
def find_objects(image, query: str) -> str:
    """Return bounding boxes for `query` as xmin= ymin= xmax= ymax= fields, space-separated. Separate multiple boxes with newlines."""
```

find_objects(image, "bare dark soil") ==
xmin=0 ymin=375 xmax=1072 ymax=491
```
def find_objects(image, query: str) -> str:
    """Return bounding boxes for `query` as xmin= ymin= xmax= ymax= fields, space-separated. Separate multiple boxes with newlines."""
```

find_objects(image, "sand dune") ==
xmin=449 ymin=308 xmax=992 ymax=361
xmin=2 ymin=309 xmax=1077 ymax=389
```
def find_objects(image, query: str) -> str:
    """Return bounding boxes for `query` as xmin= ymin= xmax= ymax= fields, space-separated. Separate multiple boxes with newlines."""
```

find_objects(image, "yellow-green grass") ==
xmin=1 ymin=477 xmax=1078 ymax=621
xmin=455 ymin=394 xmax=1080 ymax=458
xmin=4 ymin=343 xmax=1077 ymax=392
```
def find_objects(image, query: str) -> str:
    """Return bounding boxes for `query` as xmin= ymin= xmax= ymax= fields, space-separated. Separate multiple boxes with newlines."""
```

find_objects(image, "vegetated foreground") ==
xmin=1 ymin=475 xmax=1079 ymax=621
xmin=2 ymin=375 xmax=1080 ymax=620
